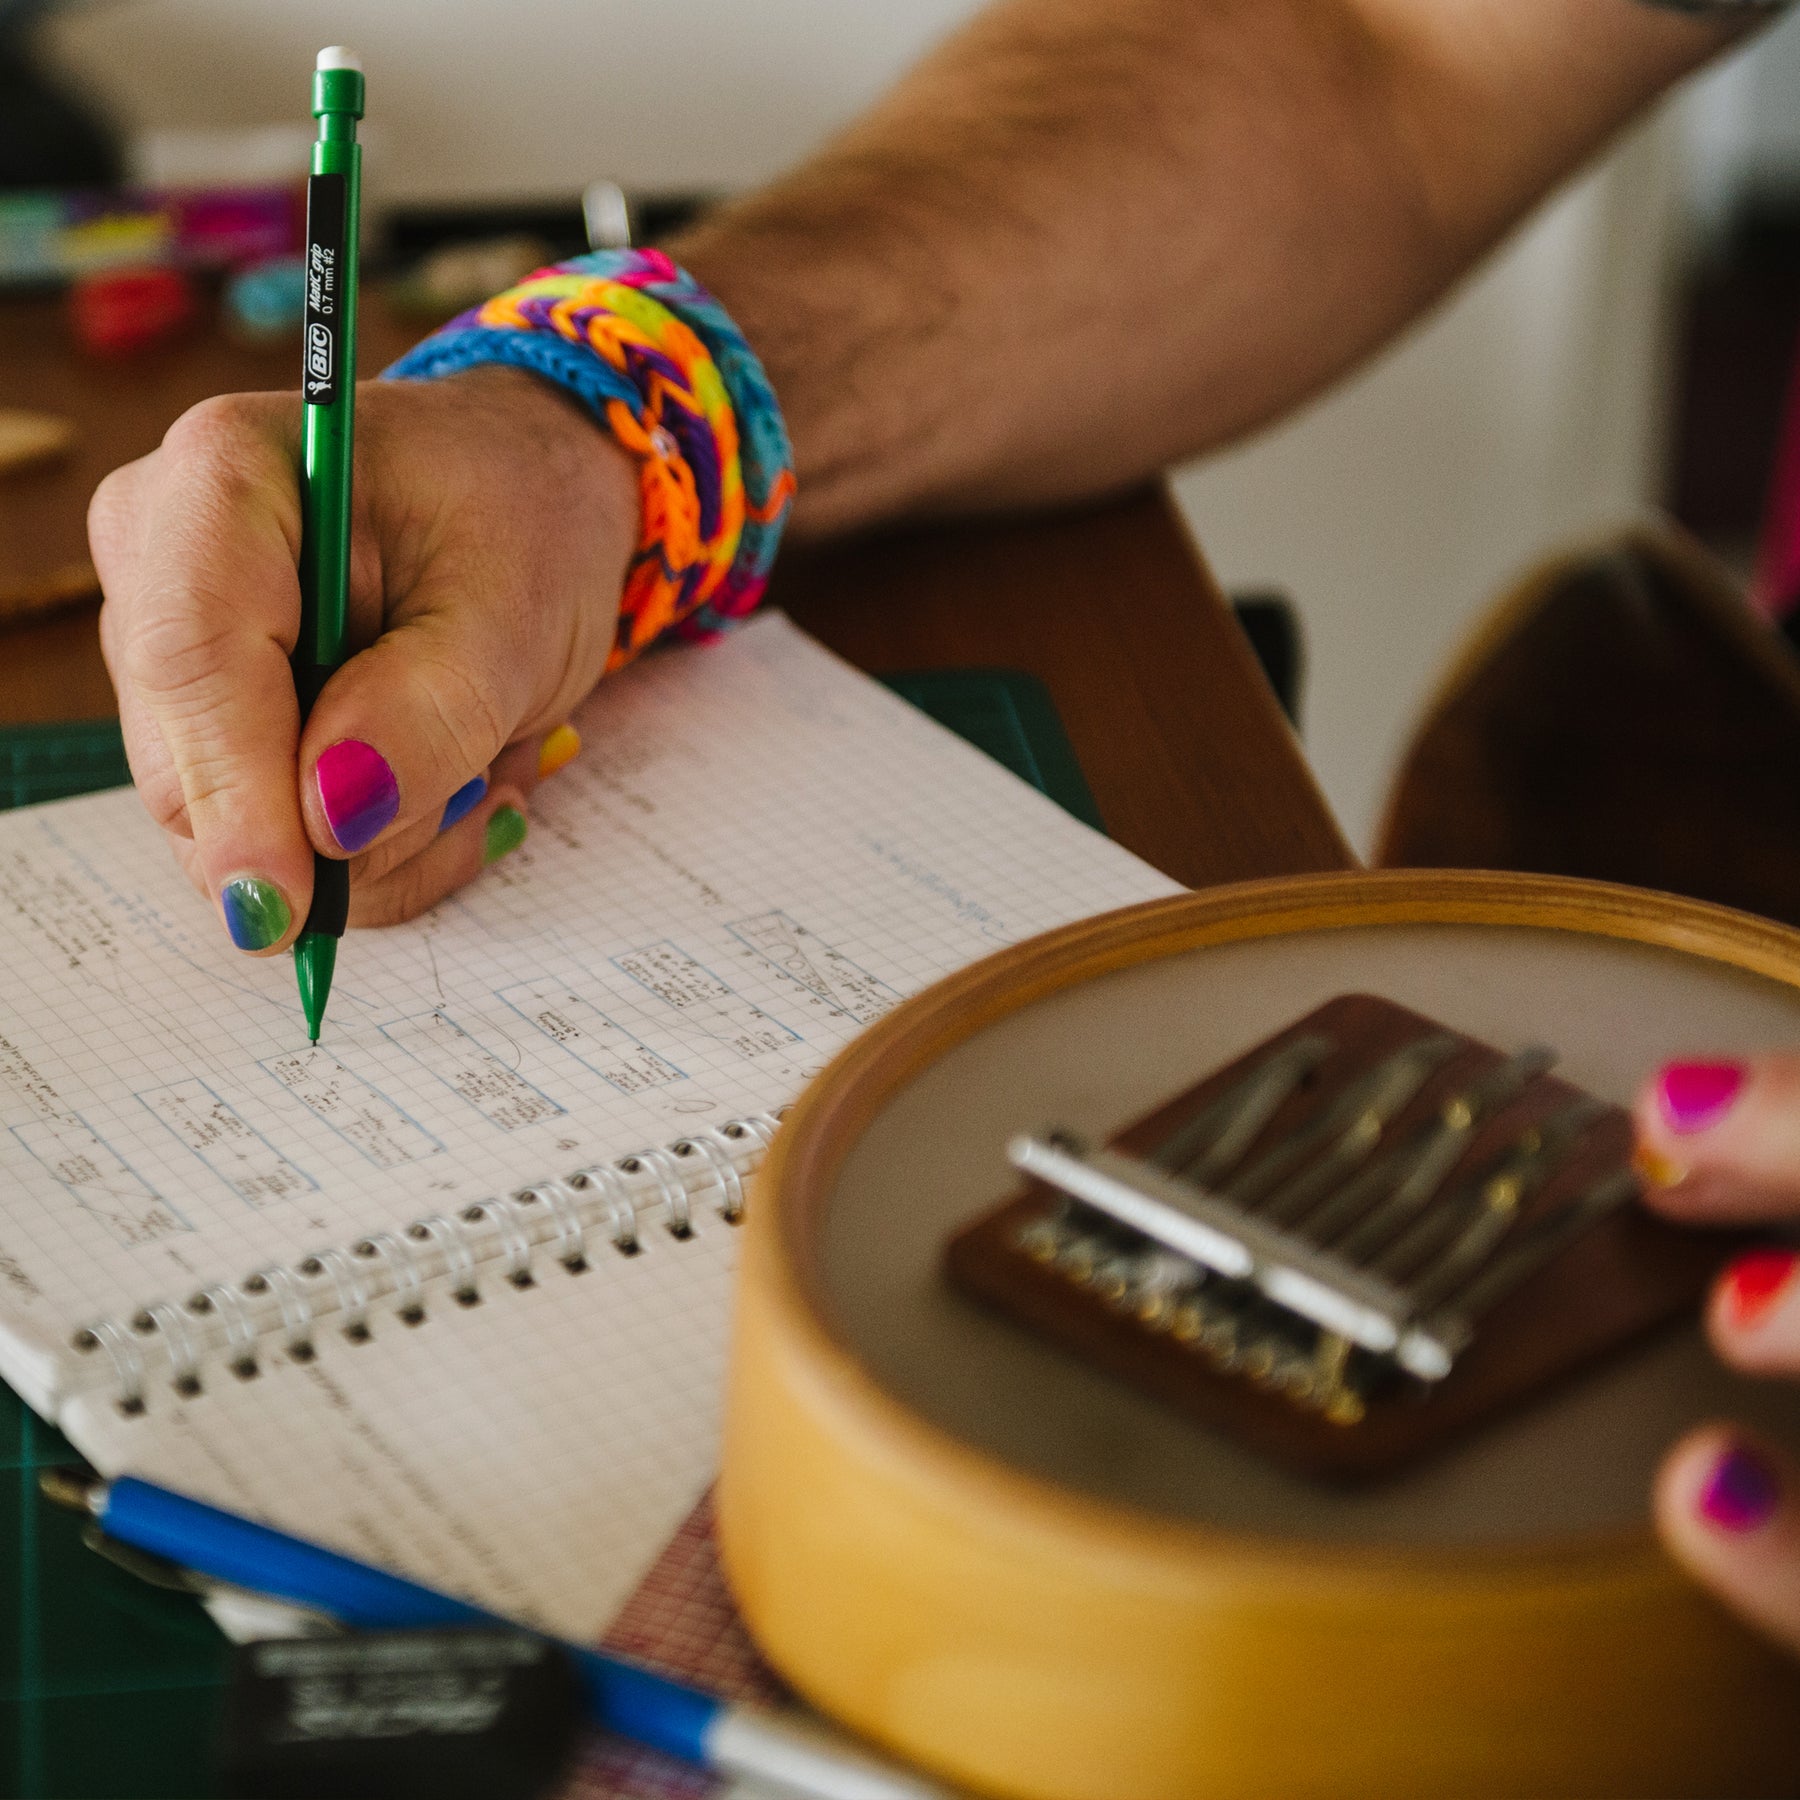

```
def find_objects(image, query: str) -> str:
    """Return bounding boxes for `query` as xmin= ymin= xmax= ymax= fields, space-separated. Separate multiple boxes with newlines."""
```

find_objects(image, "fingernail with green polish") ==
xmin=220 ymin=876 xmax=292 ymax=951
xmin=483 ymin=805 xmax=527 ymax=866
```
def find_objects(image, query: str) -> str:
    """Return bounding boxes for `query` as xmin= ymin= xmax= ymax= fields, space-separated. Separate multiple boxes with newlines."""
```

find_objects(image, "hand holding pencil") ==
xmin=88 ymin=48 xmax=793 ymax=1045
xmin=90 ymin=210 xmax=634 ymax=1008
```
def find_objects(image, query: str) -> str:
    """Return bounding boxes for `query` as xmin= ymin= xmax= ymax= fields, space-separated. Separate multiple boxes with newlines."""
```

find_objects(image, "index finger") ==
xmin=1634 ymin=1052 xmax=1800 ymax=1223
xmin=97 ymin=393 xmax=316 ymax=953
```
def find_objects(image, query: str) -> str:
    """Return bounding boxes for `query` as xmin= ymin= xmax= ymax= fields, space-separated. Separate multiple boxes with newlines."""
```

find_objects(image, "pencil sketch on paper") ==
xmin=262 ymin=1051 xmax=444 ymax=1170
xmin=498 ymin=978 xmax=686 ymax=1096
xmin=613 ymin=942 xmax=799 ymax=1061
xmin=379 ymin=1012 xmax=565 ymax=1131
xmin=139 ymin=1079 xmax=316 ymax=1206
xmin=726 ymin=911 xmax=900 ymax=1025
xmin=12 ymin=1116 xmax=190 ymax=1246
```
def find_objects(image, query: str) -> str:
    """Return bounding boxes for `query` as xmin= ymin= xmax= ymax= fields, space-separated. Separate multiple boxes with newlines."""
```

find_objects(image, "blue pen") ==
xmin=44 ymin=1470 xmax=946 ymax=1800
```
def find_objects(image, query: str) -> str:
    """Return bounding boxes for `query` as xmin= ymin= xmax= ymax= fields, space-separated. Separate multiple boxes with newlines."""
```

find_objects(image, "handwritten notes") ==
xmin=0 ymin=611 xmax=1183 ymax=1648
xmin=0 ymin=612 xmax=1179 ymax=1349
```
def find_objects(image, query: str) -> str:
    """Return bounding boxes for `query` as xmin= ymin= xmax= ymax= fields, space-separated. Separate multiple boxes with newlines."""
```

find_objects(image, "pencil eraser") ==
xmin=316 ymin=45 xmax=362 ymax=72
xmin=216 ymin=1627 xmax=584 ymax=1800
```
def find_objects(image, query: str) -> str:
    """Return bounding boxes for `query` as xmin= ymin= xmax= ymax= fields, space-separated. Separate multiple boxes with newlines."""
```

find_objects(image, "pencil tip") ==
xmin=295 ymin=931 xmax=336 ymax=1046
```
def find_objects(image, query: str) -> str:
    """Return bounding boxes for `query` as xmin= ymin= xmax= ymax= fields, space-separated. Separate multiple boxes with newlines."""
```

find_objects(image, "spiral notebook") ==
xmin=0 ymin=612 xmax=1180 ymax=1644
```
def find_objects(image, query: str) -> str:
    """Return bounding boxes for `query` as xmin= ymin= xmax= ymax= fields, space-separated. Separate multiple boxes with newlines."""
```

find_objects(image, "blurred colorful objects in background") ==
xmin=385 ymin=233 xmax=552 ymax=321
xmin=223 ymin=253 xmax=307 ymax=341
xmin=0 ymin=186 xmax=302 ymax=287
xmin=67 ymin=265 xmax=196 ymax=356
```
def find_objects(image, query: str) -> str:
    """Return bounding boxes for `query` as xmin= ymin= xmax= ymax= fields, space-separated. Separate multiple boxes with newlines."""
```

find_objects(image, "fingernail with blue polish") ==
xmin=220 ymin=877 xmax=292 ymax=952
xmin=440 ymin=775 xmax=487 ymax=832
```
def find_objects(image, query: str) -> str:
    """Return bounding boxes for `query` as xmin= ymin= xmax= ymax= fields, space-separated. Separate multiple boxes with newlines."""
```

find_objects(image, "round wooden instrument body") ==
xmin=719 ymin=872 xmax=1800 ymax=1799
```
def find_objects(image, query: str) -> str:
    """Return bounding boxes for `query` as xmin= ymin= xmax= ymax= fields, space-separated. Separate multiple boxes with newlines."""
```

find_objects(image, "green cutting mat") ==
xmin=3 ymin=1388 xmax=227 ymax=1798
xmin=0 ymin=674 xmax=1103 ymax=827
xmin=878 ymin=669 xmax=1103 ymax=833
xmin=0 ymin=670 xmax=1101 ymax=1799
xmin=0 ymin=723 xmax=131 ymax=813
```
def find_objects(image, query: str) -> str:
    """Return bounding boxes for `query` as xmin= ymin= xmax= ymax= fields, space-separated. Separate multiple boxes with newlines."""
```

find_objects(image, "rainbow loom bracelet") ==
xmin=384 ymin=249 xmax=795 ymax=668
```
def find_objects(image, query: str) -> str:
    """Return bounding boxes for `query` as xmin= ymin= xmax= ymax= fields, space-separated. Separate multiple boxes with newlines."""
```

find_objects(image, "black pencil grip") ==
xmin=303 ymin=852 xmax=349 ymax=937
xmin=293 ymin=660 xmax=332 ymax=721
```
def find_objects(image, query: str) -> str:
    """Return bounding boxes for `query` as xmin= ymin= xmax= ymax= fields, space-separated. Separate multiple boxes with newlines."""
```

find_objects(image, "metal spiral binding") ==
xmin=247 ymin=1263 xmax=317 ymax=1362
xmin=66 ymin=1108 xmax=783 ymax=1415
xmin=567 ymin=1162 xmax=639 ymax=1256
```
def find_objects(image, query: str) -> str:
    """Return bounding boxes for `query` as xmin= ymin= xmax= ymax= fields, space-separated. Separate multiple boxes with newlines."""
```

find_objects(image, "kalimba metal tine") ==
xmin=951 ymin=992 xmax=1719 ymax=1475
xmin=1224 ymin=1034 xmax=1459 ymax=1215
xmin=1400 ymin=1168 xmax=1530 ymax=1313
xmin=1007 ymin=1134 xmax=1432 ymax=1364
xmin=1317 ymin=1046 xmax=1557 ymax=1258
xmin=1371 ymin=1097 xmax=1608 ymax=1291
xmin=1151 ymin=1034 xmax=1332 ymax=1183
xmin=1426 ymin=1167 xmax=1641 ymax=1328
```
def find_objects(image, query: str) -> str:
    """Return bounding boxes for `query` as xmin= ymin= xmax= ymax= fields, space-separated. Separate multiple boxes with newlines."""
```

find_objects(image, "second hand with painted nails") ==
xmin=290 ymin=46 xmax=365 ymax=1044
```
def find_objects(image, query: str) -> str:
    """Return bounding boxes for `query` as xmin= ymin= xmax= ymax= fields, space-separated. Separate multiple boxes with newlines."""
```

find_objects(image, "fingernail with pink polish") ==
xmin=1656 ymin=1060 xmax=1746 ymax=1136
xmin=1699 ymin=1443 xmax=1780 ymax=1533
xmin=316 ymin=739 xmax=399 ymax=853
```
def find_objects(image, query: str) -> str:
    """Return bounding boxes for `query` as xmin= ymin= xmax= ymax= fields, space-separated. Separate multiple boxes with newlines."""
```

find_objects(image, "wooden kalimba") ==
xmin=719 ymin=872 xmax=1800 ymax=1799
xmin=948 ymin=992 xmax=1732 ymax=1478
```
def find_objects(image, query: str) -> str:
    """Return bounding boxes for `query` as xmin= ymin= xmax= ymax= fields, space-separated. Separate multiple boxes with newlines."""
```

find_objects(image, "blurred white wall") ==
xmin=40 ymin=2 xmax=1800 ymax=856
xmin=1179 ymin=16 xmax=1799 ymax=855
xmin=1173 ymin=116 xmax=1684 ymax=855
xmin=1683 ymin=3 xmax=1800 ymax=235
xmin=44 ymin=0 xmax=977 ymax=199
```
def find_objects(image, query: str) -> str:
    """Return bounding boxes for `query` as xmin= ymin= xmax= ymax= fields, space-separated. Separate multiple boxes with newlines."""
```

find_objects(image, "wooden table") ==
xmin=0 ymin=293 xmax=1351 ymax=888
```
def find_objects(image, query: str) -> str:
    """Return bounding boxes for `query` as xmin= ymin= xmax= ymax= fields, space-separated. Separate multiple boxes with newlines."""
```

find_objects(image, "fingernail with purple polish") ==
xmin=1656 ymin=1060 xmax=1746 ymax=1136
xmin=316 ymin=739 xmax=399 ymax=853
xmin=1699 ymin=1443 xmax=1780 ymax=1534
xmin=439 ymin=775 xmax=487 ymax=832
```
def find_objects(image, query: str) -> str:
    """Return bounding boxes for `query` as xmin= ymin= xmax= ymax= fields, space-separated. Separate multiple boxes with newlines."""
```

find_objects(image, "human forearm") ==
xmin=675 ymin=0 xmax=1750 ymax=538
xmin=83 ymin=0 xmax=1754 ymax=946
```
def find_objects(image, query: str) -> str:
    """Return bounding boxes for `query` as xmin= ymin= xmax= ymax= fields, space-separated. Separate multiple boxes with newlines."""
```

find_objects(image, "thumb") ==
xmin=98 ymin=395 xmax=314 ymax=953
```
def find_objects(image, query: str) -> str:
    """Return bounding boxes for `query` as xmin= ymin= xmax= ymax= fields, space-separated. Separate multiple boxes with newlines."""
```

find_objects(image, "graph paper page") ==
xmin=0 ymin=614 xmax=1180 ymax=1626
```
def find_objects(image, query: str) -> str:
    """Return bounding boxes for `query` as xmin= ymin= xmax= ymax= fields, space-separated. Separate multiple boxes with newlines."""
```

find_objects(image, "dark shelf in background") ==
xmin=1665 ymin=195 xmax=1800 ymax=555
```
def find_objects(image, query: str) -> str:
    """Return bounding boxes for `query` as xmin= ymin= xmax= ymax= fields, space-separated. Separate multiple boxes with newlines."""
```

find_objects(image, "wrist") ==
xmin=383 ymin=249 xmax=795 ymax=667
xmin=441 ymin=363 xmax=639 ymax=555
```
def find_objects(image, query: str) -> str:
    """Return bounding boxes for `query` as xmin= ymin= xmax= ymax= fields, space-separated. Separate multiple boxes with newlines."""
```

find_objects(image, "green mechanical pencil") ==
xmin=293 ymin=47 xmax=364 ymax=1042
